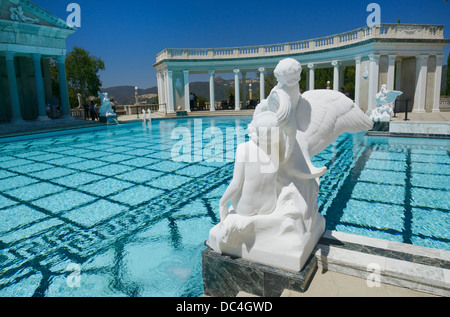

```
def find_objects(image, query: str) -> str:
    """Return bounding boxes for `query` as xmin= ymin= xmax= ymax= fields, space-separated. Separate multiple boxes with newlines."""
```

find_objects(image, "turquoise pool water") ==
xmin=0 ymin=117 xmax=448 ymax=297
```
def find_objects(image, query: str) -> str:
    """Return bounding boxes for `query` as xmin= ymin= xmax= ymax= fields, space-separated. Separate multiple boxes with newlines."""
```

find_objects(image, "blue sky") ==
xmin=32 ymin=0 xmax=450 ymax=89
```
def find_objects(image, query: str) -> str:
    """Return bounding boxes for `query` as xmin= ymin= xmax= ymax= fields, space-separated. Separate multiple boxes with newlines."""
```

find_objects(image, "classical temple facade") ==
xmin=154 ymin=24 xmax=449 ymax=114
xmin=0 ymin=0 xmax=75 ymax=123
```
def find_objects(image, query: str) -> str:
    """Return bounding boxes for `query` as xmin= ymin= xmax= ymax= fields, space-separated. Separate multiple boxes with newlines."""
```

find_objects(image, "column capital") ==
xmin=209 ymin=70 xmax=215 ymax=75
xmin=258 ymin=67 xmax=265 ymax=73
xmin=5 ymin=51 xmax=16 ymax=61
xmin=417 ymin=54 xmax=429 ymax=62
xmin=331 ymin=60 xmax=340 ymax=68
xmin=32 ymin=53 xmax=42 ymax=62
xmin=233 ymin=69 xmax=240 ymax=74
xmin=308 ymin=63 xmax=315 ymax=69
xmin=435 ymin=55 xmax=444 ymax=64
xmin=56 ymin=55 xmax=66 ymax=64
xmin=368 ymin=54 xmax=380 ymax=62
xmin=355 ymin=56 xmax=362 ymax=64
xmin=183 ymin=70 xmax=189 ymax=75
xmin=388 ymin=54 xmax=397 ymax=61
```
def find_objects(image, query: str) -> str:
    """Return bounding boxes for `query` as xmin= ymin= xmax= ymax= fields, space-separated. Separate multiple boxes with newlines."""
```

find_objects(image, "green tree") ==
xmin=314 ymin=68 xmax=334 ymax=89
xmin=51 ymin=47 xmax=105 ymax=108
xmin=264 ymin=71 xmax=277 ymax=99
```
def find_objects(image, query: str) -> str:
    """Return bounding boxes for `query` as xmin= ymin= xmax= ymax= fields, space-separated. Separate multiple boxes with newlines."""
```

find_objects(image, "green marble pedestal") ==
xmin=202 ymin=248 xmax=317 ymax=297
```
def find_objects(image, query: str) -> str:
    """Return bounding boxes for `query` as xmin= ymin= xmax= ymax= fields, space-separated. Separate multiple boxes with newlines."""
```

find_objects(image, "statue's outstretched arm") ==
xmin=290 ymin=140 xmax=327 ymax=180
xmin=291 ymin=164 xmax=327 ymax=180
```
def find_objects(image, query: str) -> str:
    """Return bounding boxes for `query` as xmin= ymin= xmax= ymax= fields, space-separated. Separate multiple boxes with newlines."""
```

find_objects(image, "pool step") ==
xmin=314 ymin=231 xmax=450 ymax=297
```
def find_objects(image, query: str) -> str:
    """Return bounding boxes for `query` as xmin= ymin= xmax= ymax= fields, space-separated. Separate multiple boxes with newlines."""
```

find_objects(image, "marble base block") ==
xmin=371 ymin=121 xmax=390 ymax=132
xmin=202 ymin=248 xmax=317 ymax=297
xmin=99 ymin=115 xmax=118 ymax=124
xmin=176 ymin=111 xmax=188 ymax=117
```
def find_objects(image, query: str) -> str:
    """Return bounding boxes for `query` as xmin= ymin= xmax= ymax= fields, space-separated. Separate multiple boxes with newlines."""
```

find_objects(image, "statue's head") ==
xmin=274 ymin=58 xmax=302 ymax=87
xmin=248 ymin=111 xmax=280 ymax=146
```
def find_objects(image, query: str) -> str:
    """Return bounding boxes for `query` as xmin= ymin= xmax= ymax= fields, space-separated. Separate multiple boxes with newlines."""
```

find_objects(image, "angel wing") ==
xmin=298 ymin=90 xmax=373 ymax=158
xmin=385 ymin=91 xmax=403 ymax=104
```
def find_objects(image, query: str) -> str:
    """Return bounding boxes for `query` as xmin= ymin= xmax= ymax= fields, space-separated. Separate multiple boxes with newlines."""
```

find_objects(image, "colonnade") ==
xmin=157 ymin=67 xmax=267 ymax=113
xmin=3 ymin=52 xmax=72 ymax=122
xmin=154 ymin=24 xmax=448 ymax=114
xmin=156 ymin=53 xmax=444 ymax=114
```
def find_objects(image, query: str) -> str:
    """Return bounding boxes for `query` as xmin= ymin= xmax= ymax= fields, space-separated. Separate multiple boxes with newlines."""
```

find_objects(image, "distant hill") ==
xmin=102 ymin=77 xmax=261 ymax=105
xmin=101 ymin=86 xmax=158 ymax=105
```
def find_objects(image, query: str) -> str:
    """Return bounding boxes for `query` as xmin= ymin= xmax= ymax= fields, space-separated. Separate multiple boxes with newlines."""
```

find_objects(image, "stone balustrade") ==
xmin=440 ymin=96 xmax=450 ymax=112
xmin=156 ymin=24 xmax=445 ymax=63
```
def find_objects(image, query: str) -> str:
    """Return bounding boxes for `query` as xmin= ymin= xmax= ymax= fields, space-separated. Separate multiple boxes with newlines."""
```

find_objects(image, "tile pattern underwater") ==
xmin=0 ymin=117 xmax=448 ymax=297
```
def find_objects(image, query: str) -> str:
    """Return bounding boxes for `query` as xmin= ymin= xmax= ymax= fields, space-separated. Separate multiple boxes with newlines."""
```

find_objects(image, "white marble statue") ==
xmin=370 ymin=84 xmax=403 ymax=122
xmin=98 ymin=91 xmax=116 ymax=117
xmin=207 ymin=58 xmax=373 ymax=272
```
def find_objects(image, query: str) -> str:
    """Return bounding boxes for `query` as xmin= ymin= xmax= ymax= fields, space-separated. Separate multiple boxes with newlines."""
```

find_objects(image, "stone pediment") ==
xmin=0 ymin=0 xmax=74 ymax=30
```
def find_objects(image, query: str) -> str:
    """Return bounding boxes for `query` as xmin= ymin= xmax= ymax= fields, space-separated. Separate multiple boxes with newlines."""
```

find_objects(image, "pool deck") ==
xmin=0 ymin=110 xmax=256 ymax=138
xmin=0 ymin=110 xmax=448 ymax=139
xmin=232 ymin=229 xmax=449 ymax=298
xmin=0 ymin=110 xmax=449 ymax=298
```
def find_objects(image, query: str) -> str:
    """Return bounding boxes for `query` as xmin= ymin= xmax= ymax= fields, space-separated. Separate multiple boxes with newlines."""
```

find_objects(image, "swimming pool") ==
xmin=0 ymin=117 xmax=448 ymax=297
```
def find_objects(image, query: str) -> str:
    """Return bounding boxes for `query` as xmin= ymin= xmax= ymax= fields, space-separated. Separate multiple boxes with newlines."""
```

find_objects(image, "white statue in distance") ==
xmin=370 ymin=84 xmax=403 ymax=122
xmin=207 ymin=58 xmax=373 ymax=272
xmin=98 ymin=91 xmax=116 ymax=117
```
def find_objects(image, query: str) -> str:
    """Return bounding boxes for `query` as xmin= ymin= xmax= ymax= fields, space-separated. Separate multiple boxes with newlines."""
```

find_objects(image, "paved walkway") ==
xmin=0 ymin=110 xmax=256 ymax=138
xmin=0 ymin=110 xmax=447 ymax=139
xmin=237 ymin=270 xmax=436 ymax=297
xmin=391 ymin=111 xmax=450 ymax=122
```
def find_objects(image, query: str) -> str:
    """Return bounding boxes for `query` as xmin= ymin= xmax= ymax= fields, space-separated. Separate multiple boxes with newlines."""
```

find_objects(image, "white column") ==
xmin=354 ymin=56 xmax=362 ymax=106
xmin=433 ymin=55 xmax=443 ymax=113
xmin=234 ymin=69 xmax=240 ymax=111
xmin=183 ymin=70 xmax=191 ymax=112
xmin=368 ymin=54 xmax=380 ymax=112
xmin=209 ymin=70 xmax=215 ymax=111
xmin=5 ymin=52 xmax=24 ymax=123
xmin=156 ymin=71 xmax=163 ymax=112
xmin=32 ymin=54 xmax=49 ymax=121
xmin=259 ymin=67 xmax=265 ymax=101
xmin=413 ymin=55 xmax=429 ymax=113
xmin=167 ymin=70 xmax=175 ymax=113
xmin=395 ymin=58 xmax=403 ymax=91
xmin=332 ymin=61 xmax=340 ymax=91
xmin=57 ymin=55 xmax=72 ymax=119
xmin=308 ymin=64 xmax=315 ymax=91
xmin=387 ymin=55 xmax=396 ymax=91
xmin=241 ymin=71 xmax=247 ymax=110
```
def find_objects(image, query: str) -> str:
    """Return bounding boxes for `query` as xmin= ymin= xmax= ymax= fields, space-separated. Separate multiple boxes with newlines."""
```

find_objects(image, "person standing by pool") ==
xmin=83 ymin=102 xmax=89 ymax=120
xmin=89 ymin=101 xmax=97 ymax=121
